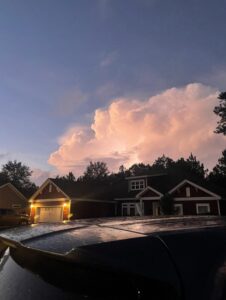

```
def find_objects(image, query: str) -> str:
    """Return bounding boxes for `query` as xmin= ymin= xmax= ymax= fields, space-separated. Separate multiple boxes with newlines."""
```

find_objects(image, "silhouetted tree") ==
xmin=160 ymin=193 xmax=174 ymax=215
xmin=55 ymin=172 xmax=76 ymax=182
xmin=208 ymin=149 xmax=226 ymax=188
xmin=66 ymin=171 xmax=76 ymax=181
xmin=152 ymin=155 xmax=174 ymax=171
xmin=214 ymin=91 xmax=226 ymax=135
xmin=0 ymin=172 xmax=9 ymax=186
xmin=169 ymin=155 xmax=207 ymax=180
xmin=186 ymin=153 xmax=208 ymax=177
xmin=128 ymin=163 xmax=151 ymax=176
xmin=82 ymin=161 xmax=109 ymax=181
xmin=1 ymin=160 xmax=37 ymax=196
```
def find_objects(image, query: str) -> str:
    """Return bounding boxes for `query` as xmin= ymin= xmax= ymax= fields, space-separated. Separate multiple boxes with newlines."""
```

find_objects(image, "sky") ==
xmin=0 ymin=0 xmax=226 ymax=184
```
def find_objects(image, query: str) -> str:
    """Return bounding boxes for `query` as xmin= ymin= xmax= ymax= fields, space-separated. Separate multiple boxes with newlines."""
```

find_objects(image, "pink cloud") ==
xmin=31 ymin=168 xmax=52 ymax=186
xmin=48 ymin=83 xmax=226 ymax=175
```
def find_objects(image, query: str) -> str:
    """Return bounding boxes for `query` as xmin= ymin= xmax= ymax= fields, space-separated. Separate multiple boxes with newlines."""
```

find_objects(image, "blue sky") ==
xmin=0 ymin=0 xmax=226 ymax=181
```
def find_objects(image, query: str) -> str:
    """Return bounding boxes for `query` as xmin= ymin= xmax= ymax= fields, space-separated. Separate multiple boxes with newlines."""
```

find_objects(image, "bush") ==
xmin=160 ymin=193 xmax=174 ymax=215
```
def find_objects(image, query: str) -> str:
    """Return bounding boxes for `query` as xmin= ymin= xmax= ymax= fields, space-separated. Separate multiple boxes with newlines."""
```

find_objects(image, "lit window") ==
xmin=130 ymin=180 xmax=145 ymax=191
xmin=196 ymin=203 xmax=210 ymax=215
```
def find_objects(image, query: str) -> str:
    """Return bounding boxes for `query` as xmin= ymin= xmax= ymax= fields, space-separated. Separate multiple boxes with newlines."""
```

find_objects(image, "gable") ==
xmin=0 ymin=184 xmax=27 ymax=208
xmin=137 ymin=186 xmax=163 ymax=198
xmin=169 ymin=180 xmax=220 ymax=199
xmin=34 ymin=182 xmax=66 ymax=200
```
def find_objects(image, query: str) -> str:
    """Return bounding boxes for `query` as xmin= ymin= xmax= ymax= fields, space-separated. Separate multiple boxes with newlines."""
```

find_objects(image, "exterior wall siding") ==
xmin=71 ymin=201 xmax=115 ymax=219
xmin=171 ymin=183 xmax=212 ymax=198
xmin=176 ymin=200 xmax=219 ymax=215
xmin=117 ymin=199 xmax=220 ymax=217
xmin=35 ymin=183 xmax=65 ymax=200
xmin=0 ymin=185 xmax=28 ymax=213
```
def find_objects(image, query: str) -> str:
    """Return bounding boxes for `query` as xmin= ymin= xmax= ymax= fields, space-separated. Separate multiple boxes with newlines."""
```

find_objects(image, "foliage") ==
xmin=128 ymin=163 xmax=151 ymax=176
xmin=1 ymin=160 xmax=37 ymax=196
xmin=208 ymin=149 xmax=226 ymax=189
xmin=152 ymin=155 xmax=174 ymax=171
xmin=150 ymin=154 xmax=207 ymax=180
xmin=0 ymin=172 xmax=9 ymax=186
xmin=214 ymin=92 xmax=226 ymax=135
xmin=82 ymin=161 xmax=109 ymax=181
xmin=175 ymin=154 xmax=207 ymax=178
xmin=160 ymin=193 xmax=175 ymax=215
xmin=2 ymin=160 xmax=32 ymax=185
xmin=55 ymin=172 xmax=76 ymax=182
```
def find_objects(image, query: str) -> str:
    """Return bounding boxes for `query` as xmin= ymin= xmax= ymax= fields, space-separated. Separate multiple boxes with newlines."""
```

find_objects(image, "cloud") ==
xmin=100 ymin=51 xmax=118 ymax=68
xmin=0 ymin=153 xmax=9 ymax=161
xmin=31 ymin=168 xmax=52 ymax=186
xmin=48 ymin=83 xmax=226 ymax=175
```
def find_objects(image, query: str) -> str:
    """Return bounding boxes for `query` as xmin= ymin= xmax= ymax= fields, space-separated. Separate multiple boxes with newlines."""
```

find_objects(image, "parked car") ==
xmin=0 ymin=217 xmax=226 ymax=299
xmin=0 ymin=209 xmax=30 ymax=226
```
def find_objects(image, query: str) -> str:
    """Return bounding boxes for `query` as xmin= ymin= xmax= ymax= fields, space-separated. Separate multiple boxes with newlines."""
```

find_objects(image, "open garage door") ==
xmin=39 ymin=207 xmax=63 ymax=223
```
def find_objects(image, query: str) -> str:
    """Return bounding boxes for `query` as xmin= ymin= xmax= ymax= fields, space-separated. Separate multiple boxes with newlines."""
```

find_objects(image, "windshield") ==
xmin=0 ymin=236 xmax=181 ymax=300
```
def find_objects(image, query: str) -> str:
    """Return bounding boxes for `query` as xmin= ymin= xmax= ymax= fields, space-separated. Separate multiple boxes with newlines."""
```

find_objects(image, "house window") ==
xmin=174 ymin=204 xmax=183 ymax=215
xmin=186 ymin=187 xmax=191 ymax=197
xmin=196 ymin=203 xmax=210 ymax=215
xmin=130 ymin=179 xmax=145 ymax=191
xmin=49 ymin=184 xmax=52 ymax=193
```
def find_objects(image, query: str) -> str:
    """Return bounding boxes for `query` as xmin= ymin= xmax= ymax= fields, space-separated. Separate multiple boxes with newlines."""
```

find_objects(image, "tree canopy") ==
xmin=55 ymin=172 xmax=76 ymax=182
xmin=208 ymin=149 xmax=226 ymax=189
xmin=0 ymin=160 xmax=37 ymax=196
xmin=81 ymin=161 xmax=109 ymax=181
xmin=214 ymin=91 xmax=226 ymax=135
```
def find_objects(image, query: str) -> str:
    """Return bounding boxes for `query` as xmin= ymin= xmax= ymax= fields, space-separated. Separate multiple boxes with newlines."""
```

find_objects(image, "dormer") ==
xmin=126 ymin=176 xmax=147 ymax=191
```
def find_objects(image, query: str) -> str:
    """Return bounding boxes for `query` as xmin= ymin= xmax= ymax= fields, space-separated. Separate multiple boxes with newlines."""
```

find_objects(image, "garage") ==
xmin=39 ymin=207 xmax=63 ymax=222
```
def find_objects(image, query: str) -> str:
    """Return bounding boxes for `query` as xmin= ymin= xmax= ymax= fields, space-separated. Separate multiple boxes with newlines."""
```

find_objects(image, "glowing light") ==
xmin=30 ymin=204 xmax=34 ymax=209
xmin=63 ymin=203 xmax=68 ymax=207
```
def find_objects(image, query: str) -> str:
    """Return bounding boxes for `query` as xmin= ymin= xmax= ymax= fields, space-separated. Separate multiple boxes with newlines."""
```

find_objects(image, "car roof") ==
xmin=22 ymin=216 xmax=226 ymax=254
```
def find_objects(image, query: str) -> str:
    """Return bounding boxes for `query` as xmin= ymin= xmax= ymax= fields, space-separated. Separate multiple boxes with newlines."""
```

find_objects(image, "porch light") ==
xmin=30 ymin=204 xmax=34 ymax=209
xmin=63 ymin=202 xmax=68 ymax=207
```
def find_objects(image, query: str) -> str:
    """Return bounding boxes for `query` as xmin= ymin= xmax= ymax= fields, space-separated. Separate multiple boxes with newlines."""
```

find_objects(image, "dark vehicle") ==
xmin=0 ymin=209 xmax=30 ymax=226
xmin=0 ymin=217 xmax=226 ymax=299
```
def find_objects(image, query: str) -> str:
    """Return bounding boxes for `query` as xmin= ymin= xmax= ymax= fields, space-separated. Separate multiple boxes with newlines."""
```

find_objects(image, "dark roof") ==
xmin=125 ymin=173 xmax=167 ymax=180
xmin=51 ymin=178 xmax=115 ymax=201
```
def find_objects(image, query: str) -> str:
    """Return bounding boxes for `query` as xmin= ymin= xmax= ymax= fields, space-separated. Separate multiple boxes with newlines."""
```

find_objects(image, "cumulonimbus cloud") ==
xmin=31 ymin=168 xmax=52 ymax=186
xmin=48 ymin=83 xmax=226 ymax=175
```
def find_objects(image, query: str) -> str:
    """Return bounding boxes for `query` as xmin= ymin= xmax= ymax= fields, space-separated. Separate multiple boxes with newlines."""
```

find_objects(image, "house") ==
xmin=30 ymin=173 xmax=223 ymax=223
xmin=0 ymin=183 xmax=28 ymax=213
xmin=29 ymin=178 xmax=116 ymax=223
xmin=115 ymin=175 xmax=221 ymax=216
